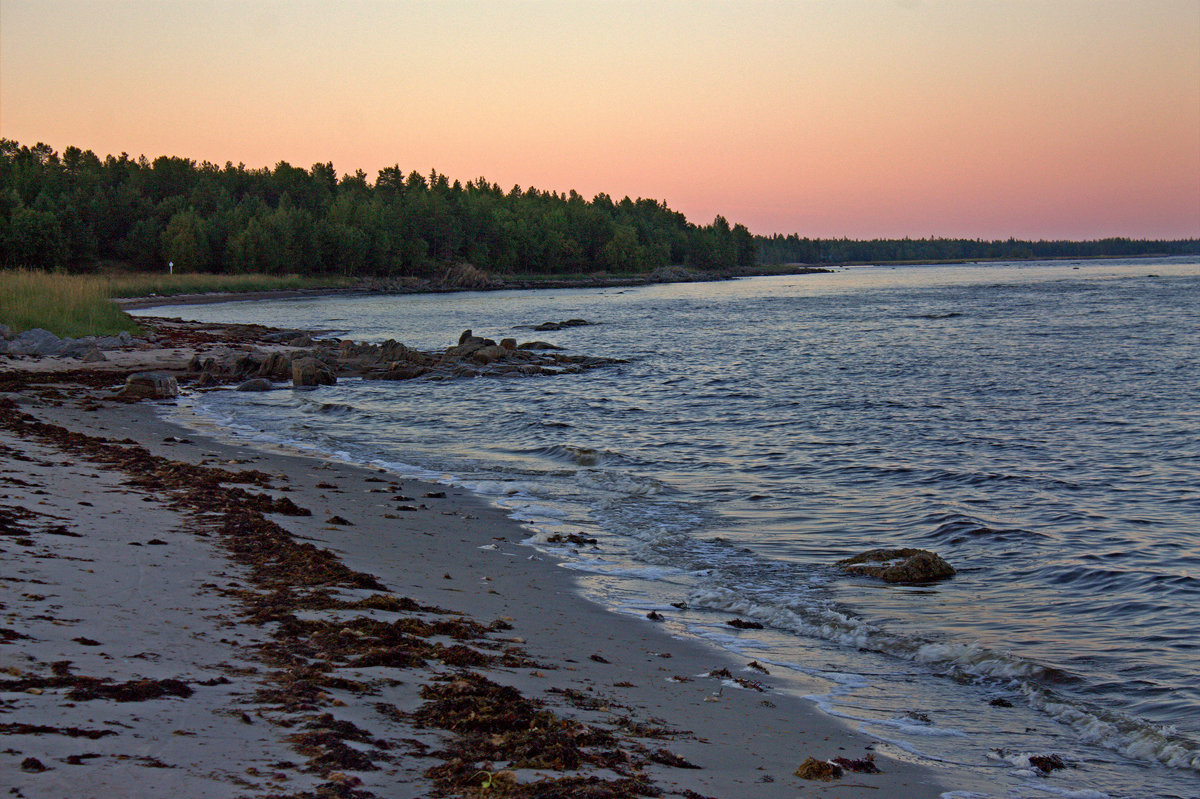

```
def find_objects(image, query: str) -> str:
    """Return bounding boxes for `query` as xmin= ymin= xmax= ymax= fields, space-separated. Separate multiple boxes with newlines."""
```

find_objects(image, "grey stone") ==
xmin=8 ymin=328 xmax=64 ymax=357
xmin=0 ymin=323 xmax=12 ymax=339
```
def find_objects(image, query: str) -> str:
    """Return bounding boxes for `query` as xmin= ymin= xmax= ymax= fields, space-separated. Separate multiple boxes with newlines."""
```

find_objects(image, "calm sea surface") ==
xmin=139 ymin=258 xmax=1200 ymax=798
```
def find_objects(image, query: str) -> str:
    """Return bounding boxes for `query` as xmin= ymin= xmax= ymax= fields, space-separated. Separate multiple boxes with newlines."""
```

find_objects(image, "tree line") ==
xmin=0 ymin=140 xmax=755 ymax=276
xmin=757 ymin=233 xmax=1199 ymax=265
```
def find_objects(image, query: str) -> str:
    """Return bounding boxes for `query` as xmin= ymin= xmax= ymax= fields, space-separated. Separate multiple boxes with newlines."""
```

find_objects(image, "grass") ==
xmin=1 ymin=270 xmax=354 ymax=339
xmin=0 ymin=269 xmax=142 ymax=338
xmin=103 ymin=272 xmax=353 ymax=299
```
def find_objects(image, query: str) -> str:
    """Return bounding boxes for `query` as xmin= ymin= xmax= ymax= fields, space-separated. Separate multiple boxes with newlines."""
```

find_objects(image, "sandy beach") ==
xmin=1 ymin=326 xmax=946 ymax=798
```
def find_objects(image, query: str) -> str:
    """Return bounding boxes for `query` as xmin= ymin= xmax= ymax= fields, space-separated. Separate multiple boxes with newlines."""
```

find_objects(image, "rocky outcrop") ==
xmin=115 ymin=371 xmax=179 ymax=401
xmin=836 ymin=548 xmax=955 ymax=584
xmin=291 ymin=356 xmax=336 ymax=387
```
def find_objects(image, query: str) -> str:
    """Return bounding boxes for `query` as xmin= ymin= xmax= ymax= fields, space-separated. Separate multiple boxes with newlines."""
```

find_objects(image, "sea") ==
xmin=136 ymin=257 xmax=1200 ymax=799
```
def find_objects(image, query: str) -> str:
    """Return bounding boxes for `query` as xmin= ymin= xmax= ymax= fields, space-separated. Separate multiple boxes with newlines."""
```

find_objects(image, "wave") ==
xmin=687 ymin=585 xmax=1200 ymax=774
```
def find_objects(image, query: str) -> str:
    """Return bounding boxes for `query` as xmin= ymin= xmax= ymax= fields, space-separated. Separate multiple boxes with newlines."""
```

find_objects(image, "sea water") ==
xmin=137 ymin=258 xmax=1200 ymax=798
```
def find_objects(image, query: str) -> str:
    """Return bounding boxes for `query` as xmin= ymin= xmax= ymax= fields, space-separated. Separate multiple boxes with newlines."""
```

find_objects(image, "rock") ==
xmin=0 ymin=323 xmax=11 ymax=339
xmin=8 ymin=328 xmax=63 ymax=356
xmin=447 ymin=333 xmax=496 ymax=357
xmin=365 ymin=364 xmax=429 ymax=381
xmin=470 ymin=344 xmax=508 ymax=365
xmin=291 ymin=356 xmax=336 ymax=387
xmin=187 ymin=354 xmax=203 ymax=372
xmin=116 ymin=371 xmax=179 ymax=401
xmin=256 ymin=351 xmax=293 ymax=379
xmin=500 ymin=338 xmax=517 ymax=350
xmin=836 ymin=548 xmax=955 ymax=584
xmin=534 ymin=319 xmax=593 ymax=331
xmin=80 ymin=347 xmax=107 ymax=363
xmin=236 ymin=378 xmax=275 ymax=392
xmin=516 ymin=341 xmax=561 ymax=350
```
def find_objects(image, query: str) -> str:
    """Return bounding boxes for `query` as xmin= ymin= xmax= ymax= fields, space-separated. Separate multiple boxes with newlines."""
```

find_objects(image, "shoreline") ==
xmin=112 ymin=265 xmax=834 ymax=311
xmin=1 ymin=340 xmax=947 ymax=797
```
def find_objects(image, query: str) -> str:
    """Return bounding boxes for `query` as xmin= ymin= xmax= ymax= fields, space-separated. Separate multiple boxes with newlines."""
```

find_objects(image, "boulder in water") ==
xmin=836 ymin=548 xmax=955 ymax=584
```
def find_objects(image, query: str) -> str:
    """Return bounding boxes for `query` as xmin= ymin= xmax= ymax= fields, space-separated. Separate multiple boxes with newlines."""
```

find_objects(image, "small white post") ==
xmin=169 ymin=260 xmax=174 ymax=275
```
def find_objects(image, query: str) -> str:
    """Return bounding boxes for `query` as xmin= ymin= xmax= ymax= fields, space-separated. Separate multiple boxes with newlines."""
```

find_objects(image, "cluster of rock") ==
xmin=0 ymin=326 xmax=142 ymax=361
xmin=184 ymin=328 xmax=623 ymax=391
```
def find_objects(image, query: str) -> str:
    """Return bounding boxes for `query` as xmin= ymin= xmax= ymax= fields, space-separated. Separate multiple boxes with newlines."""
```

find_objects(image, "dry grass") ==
xmin=0 ymin=270 xmax=141 ymax=338
xmin=1 ymin=270 xmax=354 ymax=339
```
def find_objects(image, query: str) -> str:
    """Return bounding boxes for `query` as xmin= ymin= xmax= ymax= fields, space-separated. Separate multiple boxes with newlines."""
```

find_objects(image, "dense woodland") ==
xmin=1 ymin=140 xmax=1195 ymax=276
xmin=0 ymin=140 xmax=754 ymax=276
xmin=758 ymin=233 xmax=1199 ymax=265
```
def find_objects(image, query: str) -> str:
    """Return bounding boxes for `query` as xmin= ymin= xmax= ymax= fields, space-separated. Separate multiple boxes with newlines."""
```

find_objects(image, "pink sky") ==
xmin=3 ymin=0 xmax=1198 ymax=239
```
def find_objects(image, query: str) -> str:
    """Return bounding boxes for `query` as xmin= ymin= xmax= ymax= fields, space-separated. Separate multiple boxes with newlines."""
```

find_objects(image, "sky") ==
xmin=2 ymin=0 xmax=1198 ymax=240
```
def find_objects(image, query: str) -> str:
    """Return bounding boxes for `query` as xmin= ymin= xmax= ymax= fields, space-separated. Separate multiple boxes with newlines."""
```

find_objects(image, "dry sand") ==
xmin=1 ymin=340 xmax=948 ymax=798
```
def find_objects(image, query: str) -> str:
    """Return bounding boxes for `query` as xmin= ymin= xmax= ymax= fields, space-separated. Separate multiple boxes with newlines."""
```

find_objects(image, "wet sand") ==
xmin=1 ymin=340 xmax=946 ymax=798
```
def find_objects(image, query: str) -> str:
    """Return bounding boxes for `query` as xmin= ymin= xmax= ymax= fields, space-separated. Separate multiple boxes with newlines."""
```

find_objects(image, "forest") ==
xmin=1 ymin=140 xmax=1195 ymax=276
xmin=0 ymin=140 xmax=754 ymax=276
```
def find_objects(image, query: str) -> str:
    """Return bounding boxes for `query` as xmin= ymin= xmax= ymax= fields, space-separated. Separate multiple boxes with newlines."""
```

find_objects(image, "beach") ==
xmin=1 ymin=327 xmax=944 ymax=798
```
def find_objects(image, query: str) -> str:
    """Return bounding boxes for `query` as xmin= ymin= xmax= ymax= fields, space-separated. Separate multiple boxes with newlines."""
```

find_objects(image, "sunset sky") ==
xmin=3 ymin=0 xmax=1198 ymax=239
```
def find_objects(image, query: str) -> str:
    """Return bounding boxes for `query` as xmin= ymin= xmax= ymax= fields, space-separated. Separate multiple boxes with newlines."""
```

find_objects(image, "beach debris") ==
xmin=836 ymin=547 xmax=956 ymax=584
xmin=707 ymin=667 xmax=733 ymax=679
xmin=670 ymin=601 xmax=689 ymax=610
xmin=546 ymin=531 xmax=598 ymax=545
xmin=21 ymin=756 xmax=49 ymax=772
xmin=649 ymin=748 xmax=702 ymax=769
xmin=325 ymin=515 xmax=352 ymax=526
xmin=990 ymin=697 xmax=1014 ymax=707
xmin=726 ymin=617 xmax=764 ymax=629
xmin=832 ymin=754 xmax=881 ymax=773
xmin=590 ymin=654 xmax=611 ymax=663
xmin=733 ymin=677 xmax=766 ymax=692
xmin=646 ymin=611 xmax=666 ymax=621
xmin=424 ymin=490 xmax=446 ymax=498
xmin=747 ymin=660 xmax=770 ymax=674
xmin=67 ymin=677 xmax=194 ymax=702
xmin=1028 ymin=754 xmax=1067 ymax=774
xmin=795 ymin=756 xmax=843 ymax=781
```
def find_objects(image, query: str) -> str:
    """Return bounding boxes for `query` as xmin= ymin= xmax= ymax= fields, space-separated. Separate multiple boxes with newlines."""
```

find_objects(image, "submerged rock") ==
xmin=836 ymin=548 xmax=955 ymax=584
xmin=236 ymin=378 xmax=275 ymax=392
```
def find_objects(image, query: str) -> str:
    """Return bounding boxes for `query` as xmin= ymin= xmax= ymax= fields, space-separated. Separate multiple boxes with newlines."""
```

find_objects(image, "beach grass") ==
xmin=2 ymin=270 xmax=355 ymax=339
xmin=0 ymin=269 xmax=142 ymax=338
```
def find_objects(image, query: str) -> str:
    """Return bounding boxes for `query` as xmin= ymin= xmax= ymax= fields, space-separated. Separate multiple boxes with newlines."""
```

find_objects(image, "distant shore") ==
xmin=113 ymin=264 xmax=834 ymax=310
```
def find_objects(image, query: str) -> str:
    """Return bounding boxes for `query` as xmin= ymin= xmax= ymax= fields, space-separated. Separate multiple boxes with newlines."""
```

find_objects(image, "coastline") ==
xmin=112 ymin=264 xmax=834 ymax=311
xmin=1 ymin=339 xmax=946 ymax=797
